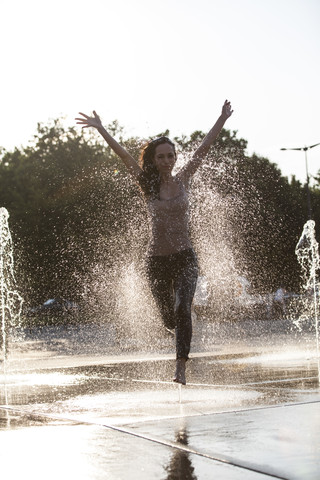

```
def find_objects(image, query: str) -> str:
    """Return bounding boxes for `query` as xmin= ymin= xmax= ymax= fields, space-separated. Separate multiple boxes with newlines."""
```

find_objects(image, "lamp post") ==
xmin=280 ymin=142 xmax=320 ymax=220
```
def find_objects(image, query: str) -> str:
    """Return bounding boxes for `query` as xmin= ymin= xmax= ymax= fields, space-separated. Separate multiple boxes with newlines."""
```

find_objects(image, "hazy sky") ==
xmin=1 ymin=0 xmax=319 ymax=183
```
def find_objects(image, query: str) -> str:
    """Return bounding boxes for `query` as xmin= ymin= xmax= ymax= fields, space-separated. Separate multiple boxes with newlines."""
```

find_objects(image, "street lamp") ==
xmin=280 ymin=142 xmax=320 ymax=219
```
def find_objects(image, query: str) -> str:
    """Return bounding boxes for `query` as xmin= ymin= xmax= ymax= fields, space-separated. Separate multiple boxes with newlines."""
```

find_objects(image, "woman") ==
xmin=76 ymin=100 xmax=233 ymax=384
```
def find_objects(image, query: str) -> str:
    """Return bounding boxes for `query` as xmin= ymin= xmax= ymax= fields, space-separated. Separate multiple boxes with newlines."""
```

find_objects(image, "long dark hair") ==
xmin=137 ymin=136 xmax=176 ymax=199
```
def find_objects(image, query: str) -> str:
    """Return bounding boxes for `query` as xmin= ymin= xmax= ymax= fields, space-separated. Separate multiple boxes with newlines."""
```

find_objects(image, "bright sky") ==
xmin=1 ymin=0 xmax=319 ymax=183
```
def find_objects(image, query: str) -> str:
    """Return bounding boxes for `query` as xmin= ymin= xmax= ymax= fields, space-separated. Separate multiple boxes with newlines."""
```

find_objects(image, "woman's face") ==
xmin=153 ymin=143 xmax=176 ymax=174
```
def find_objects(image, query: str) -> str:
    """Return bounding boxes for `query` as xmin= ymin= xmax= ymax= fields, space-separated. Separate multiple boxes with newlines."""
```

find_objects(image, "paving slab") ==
xmin=0 ymin=411 xmax=278 ymax=480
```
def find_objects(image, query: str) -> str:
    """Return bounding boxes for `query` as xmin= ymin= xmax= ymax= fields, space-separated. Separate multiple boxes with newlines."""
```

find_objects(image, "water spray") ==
xmin=295 ymin=220 xmax=320 ymax=381
xmin=0 ymin=207 xmax=23 ymax=360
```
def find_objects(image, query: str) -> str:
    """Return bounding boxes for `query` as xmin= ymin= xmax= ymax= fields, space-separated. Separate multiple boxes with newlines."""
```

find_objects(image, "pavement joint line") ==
xmin=0 ymin=405 xmax=289 ymax=480
xmin=99 ymin=423 xmax=290 ymax=480
xmin=1 ymin=373 xmax=318 ymax=391
xmin=2 ymin=374 xmax=317 ymax=389
xmin=219 ymin=376 xmax=319 ymax=387
xmin=1 ymin=398 xmax=320 ymax=422
xmin=72 ymin=375 xmax=319 ymax=388
xmin=6 ymin=347 xmax=318 ymax=370
xmin=173 ymin=376 xmax=318 ymax=388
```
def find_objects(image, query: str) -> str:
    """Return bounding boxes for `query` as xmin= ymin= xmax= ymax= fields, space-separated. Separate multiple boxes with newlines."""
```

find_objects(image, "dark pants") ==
xmin=146 ymin=249 xmax=198 ymax=360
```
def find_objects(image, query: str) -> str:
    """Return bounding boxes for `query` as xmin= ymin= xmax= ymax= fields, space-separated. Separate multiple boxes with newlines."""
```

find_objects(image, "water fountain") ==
xmin=0 ymin=207 xmax=23 ymax=361
xmin=295 ymin=219 xmax=320 ymax=380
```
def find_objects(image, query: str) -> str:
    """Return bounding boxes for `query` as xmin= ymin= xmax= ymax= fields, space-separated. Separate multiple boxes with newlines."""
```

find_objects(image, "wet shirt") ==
xmin=147 ymin=179 xmax=192 ymax=256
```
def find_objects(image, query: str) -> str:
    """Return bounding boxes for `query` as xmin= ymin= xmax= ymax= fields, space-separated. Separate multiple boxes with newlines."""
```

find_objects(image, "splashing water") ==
xmin=190 ymin=169 xmax=242 ymax=320
xmin=295 ymin=220 xmax=320 ymax=378
xmin=80 ymin=149 xmax=249 ymax=353
xmin=0 ymin=208 xmax=23 ymax=360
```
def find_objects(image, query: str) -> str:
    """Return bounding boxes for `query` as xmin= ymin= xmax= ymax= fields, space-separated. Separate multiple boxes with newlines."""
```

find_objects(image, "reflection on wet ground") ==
xmin=1 ymin=325 xmax=320 ymax=479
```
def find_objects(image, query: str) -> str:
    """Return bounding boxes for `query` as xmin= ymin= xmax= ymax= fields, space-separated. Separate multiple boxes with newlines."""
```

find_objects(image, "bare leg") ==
xmin=173 ymin=358 xmax=186 ymax=385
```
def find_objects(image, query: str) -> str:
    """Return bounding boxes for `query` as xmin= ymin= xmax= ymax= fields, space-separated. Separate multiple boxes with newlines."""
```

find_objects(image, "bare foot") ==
xmin=173 ymin=358 xmax=186 ymax=385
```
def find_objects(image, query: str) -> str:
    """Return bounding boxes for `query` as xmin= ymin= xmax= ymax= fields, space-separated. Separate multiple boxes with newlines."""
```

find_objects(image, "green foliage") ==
xmin=218 ymin=154 xmax=305 ymax=291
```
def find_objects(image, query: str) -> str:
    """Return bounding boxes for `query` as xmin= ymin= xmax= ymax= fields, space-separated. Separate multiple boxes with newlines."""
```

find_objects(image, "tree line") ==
xmin=0 ymin=118 xmax=319 ymax=316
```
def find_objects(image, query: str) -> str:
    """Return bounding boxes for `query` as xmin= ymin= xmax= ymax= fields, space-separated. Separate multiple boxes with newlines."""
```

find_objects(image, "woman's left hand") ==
xmin=75 ymin=111 xmax=103 ymax=130
xmin=221 ymin=100 xmax=233 ymax=119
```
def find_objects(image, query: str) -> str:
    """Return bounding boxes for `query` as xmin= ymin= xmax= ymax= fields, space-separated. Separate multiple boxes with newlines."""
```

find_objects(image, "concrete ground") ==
xmin=0 ymin=319 xmax=320 ymax=479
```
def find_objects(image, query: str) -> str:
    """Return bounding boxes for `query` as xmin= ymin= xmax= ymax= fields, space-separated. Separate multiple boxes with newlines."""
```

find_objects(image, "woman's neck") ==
xmin=160 ymin=172 xmax=174 ymax=184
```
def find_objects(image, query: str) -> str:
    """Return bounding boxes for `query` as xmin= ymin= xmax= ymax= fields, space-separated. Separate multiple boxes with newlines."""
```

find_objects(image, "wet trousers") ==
xmin=146 ymin=248 xmax=198 ymax=360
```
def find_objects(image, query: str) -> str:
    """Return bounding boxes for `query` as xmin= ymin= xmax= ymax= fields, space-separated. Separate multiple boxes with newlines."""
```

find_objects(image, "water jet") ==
xmin=0 ymin=207 xmax=23 ymax=361
xmin=295 ymin=219 xmax=320 ymax=381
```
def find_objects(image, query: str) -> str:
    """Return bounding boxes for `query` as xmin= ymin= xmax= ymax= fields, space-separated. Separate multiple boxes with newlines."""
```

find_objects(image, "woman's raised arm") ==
xmin=76 ymin=111 xmax=143 ymax=179
xmin=178 ymin=100 xmax=233 ymax=182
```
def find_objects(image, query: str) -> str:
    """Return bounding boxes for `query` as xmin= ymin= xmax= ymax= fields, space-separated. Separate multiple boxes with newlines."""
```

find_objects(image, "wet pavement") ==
xmin=1 ymin=320 xmax=320 ymax=479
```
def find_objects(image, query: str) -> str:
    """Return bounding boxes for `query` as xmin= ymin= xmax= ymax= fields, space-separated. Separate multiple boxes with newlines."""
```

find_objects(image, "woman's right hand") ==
xmin=76 ymin=109 xmax=142 ymax=178
xmin=76 ymin=110 xmax=103 ymax=129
